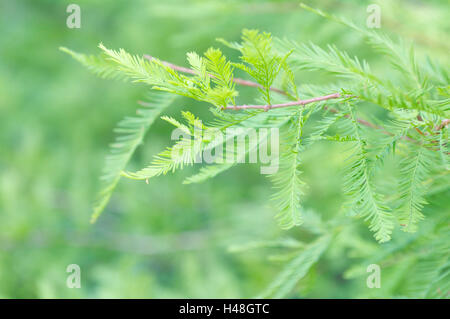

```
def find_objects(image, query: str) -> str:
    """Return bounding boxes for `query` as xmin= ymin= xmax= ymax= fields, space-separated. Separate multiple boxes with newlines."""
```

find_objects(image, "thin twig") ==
xmin=142 ymin=54 xmax=445 ymax=138
xmin=436 ymin=119 xmax=450 ymax=131
xmin=225 ymin=93 xmax=342 ymax=110
xmin=144 ymin=54 xmax=285 ymax=95
xmin=324 ymin=106 xmax=382 ymax=130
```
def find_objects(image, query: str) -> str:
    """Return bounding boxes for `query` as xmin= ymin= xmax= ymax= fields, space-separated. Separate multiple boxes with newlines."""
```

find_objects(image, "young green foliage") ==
xmin=218 ymin=29 xmax=294 ymax=105
xmin=340 ymin=103 xmax=395 ymax=242
xmin=92 ymin=91 xmax=176 ymax=223
xmin=63 ymin=8 xmax=448 ymax=247
xmin=269 ymin=108 xmax=311 ymax=229
xmin=258 ymin=235 xmax=331 ymax=298
xmin=397 ymin=139 xmax=438 ymax=232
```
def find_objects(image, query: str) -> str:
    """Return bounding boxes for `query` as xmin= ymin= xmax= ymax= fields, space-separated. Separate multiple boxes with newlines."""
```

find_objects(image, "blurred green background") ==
xmin=0 ymin=0 xmax=448 ymax=298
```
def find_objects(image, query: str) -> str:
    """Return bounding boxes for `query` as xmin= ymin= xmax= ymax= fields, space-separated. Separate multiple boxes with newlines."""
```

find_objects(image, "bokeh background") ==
xmin=1 ymin=0 xmax=448 ymax=298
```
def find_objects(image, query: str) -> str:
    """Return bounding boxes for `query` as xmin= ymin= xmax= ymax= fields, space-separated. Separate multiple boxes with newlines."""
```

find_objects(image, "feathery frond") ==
xmin=341 ymin=103 xmax=395 ymax=242
xmin=65 ymin=15 xmax=448 ymax=245
xmin=276 ymin=39 xmax=377 ymax=83
xmin=258 ymin=236 xmax=330 ymax=298
xmin=92 ymin=90 xmax=176 ymax=222
xmin=397 ymin=141 xmax=438 ymax=232
xmin=219 ymin=29 xmax=291 ymax=105
xmin=269 ymin=108 xmax=312 ymax=229
xmin=59 ymin=47 xmax=126 ymax=81
xmin=183 ymin=128 xmax=268 ymax=184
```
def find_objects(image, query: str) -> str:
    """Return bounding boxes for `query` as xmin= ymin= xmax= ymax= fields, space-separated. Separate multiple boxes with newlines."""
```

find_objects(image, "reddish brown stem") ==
xmin=225 ymin=93 xmax=342 ymax=110
xmin=436 ymin=119 xmax=450 ymax=131
xmin=144 ymin=54 xmax=285 ymax=95
xmin=142 ymin=54 xmax=446 ymax=139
